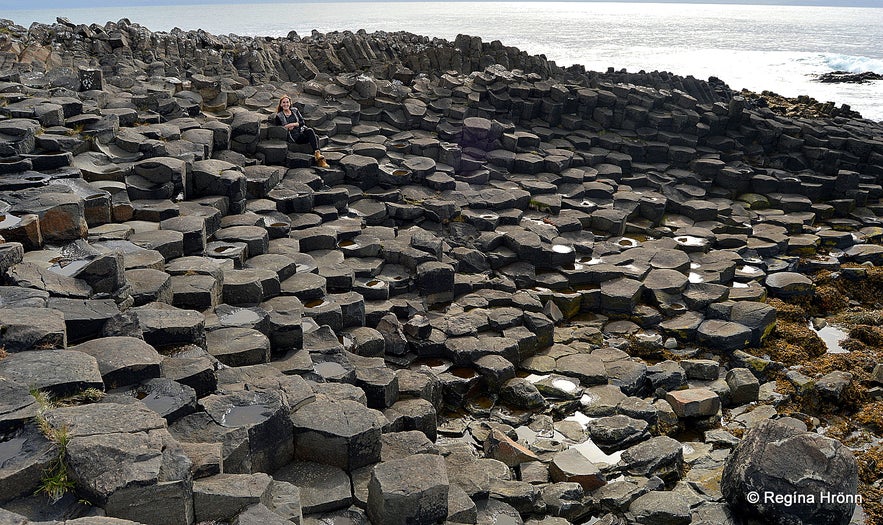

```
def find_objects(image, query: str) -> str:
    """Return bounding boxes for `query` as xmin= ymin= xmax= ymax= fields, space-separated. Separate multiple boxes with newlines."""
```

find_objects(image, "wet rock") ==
xmin=721 ymin=419 xmax=858 ymax=525
xmin=0 ymin=423 xmax=55 ymax=503
xmin=129 ymin=377 xmax=198 ymax=423
xmin=368 ymin=454 xmax=449 ymax=525
xmin=199 ymin=389 xmax=294 ymax=473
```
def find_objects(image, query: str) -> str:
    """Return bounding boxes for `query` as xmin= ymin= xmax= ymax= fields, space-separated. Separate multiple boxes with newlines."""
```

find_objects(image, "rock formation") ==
xmin=1 ymin=17 xmax=881 ymax=525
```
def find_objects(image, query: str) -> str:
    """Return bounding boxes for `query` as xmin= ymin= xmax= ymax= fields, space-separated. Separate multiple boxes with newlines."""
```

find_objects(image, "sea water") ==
xmin=7 ymin=2 xmax=883 ymax=121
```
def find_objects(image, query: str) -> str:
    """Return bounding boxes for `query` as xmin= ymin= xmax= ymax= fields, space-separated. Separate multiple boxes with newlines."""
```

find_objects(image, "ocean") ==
xmin=7 ymin=2 xmax=883 ymax=121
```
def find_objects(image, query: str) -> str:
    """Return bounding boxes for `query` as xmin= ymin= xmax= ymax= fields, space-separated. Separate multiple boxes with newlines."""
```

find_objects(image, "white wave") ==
xmin=822 ymin=54 xmax=883 ymax=74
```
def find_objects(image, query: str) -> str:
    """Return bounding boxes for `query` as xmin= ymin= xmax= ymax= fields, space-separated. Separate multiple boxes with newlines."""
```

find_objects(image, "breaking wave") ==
xmin=821 ymin=54 xmax=883 ymax=74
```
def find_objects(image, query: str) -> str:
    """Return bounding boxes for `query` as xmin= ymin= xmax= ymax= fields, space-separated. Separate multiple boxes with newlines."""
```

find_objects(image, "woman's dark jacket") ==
xmin=274 ymin=109 xmax=305 ymax=139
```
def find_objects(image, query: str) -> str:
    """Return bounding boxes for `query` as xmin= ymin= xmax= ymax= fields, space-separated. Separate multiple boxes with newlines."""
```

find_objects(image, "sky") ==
xmin=3 ymin=0 xmax=881 ymax=9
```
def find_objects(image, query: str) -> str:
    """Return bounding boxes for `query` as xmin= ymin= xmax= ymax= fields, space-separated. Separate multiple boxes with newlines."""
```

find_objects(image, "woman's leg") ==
xmin=294 ymin=128 xmax=319 ymax=150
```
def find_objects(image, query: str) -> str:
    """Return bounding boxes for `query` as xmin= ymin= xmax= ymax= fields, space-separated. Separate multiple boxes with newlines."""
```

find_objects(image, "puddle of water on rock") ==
xmin=338 ymin=240 xmax=356 ymax=247
xmin=552 ymin=378 xmax=580 ymax=394
xmin=221 ymin=404 xmax=271 ymax=427
xmin=810 ymin=320 xmax=850 ymax=354
xmin=139 ymin=392 xmax=181 ymax=416
xmin=0 ymin=437 xmax=27 ymax=465
xmin=466 ymin=394 xmax=496 ymax=412
xmin=412 ymin=357 xmax=452 ymax=373
xmin=564 ymin=411 xmax=594 ymax=429
xmin=313 ymin=361 xmax=348 ymax=377
xmin=732 ymin=282 xmax=749 ymax=288
xmin=580 ymin=392 xmax=599 ymax=407
xmin=295 ymin=263 xmax=316 ymax=273
xmin=688 ymin=272 xmax=705 ymax=284
xmin=219 ymin=309 xmax=261 ymax=326
xmin=571 ymin=438 xmax=622 ymax=467
xmin=675 ymin=236 xmax=705 ymax=247
xmin=552 ymin=244 xmax=573 ymax=254
xmin=737 ymin=265 xmax=763 ymax=276
xmin=301 ymin=317 xmax=320 ymax=334
xmin=47 ymin=258 xmax=90 ymax=277
xmin=616 ymin=237 xmax=640 ymax=248
xmin=515 ymin=425 xmax=566 ymax=445
xmin=304 ymin=299 xmax=327 ymax=309
xmin=583 ymin=257 xmax=604 ymax=265
xmin=449 ymin=367 xmax=479 ymax=379
xmin=0 ymin=214 xmax=22 ymax=229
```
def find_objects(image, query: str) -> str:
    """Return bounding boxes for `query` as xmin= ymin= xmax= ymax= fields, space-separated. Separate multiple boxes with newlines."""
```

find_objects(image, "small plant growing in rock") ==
xmin=31 ymin=389 xmax=76 ymax=503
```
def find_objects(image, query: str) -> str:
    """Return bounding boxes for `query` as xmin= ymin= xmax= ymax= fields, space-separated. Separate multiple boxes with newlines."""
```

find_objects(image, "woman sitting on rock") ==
xmin=274 ymin=95 xmax=328 ymax=168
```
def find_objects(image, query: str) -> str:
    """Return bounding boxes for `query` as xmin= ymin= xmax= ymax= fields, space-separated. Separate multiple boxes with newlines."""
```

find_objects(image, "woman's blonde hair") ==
xmin=275 ymin=95 xmax=292 ymax=114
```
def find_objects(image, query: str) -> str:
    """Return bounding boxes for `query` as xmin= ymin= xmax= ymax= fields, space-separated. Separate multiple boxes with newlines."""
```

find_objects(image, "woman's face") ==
xmin=281 ymin=97 xmax=291 ymax=109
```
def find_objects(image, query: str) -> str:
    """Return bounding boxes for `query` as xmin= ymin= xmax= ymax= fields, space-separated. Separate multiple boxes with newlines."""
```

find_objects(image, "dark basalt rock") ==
xmin=815 ymin=71 xmax=883 ymax=84
xmin=721 ymin=419 xmax=859 ymax=525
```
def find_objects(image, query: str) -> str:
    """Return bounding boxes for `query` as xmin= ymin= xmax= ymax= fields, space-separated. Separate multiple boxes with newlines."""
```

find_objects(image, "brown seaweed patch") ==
xmin=848 ymin=325 xmax=883 ymax=347
xmin=855 ymin=402 xmax=883 ymax=434
xmin=810 ymin=284 xmax=850 ymax=315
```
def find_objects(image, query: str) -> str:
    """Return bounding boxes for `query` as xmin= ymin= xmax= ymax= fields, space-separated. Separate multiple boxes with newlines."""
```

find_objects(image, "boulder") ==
xmin=721 ymin=419 xmax=858 ymax=525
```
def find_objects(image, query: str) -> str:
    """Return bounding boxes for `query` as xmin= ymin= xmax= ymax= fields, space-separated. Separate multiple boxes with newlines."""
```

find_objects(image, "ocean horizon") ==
xmin=7 ymin=1 xmax=883 ymax=121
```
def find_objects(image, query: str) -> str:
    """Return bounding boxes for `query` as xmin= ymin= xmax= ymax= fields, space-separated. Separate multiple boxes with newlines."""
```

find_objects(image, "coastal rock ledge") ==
xmin=1 ymin=17 xmax=882 ymax=525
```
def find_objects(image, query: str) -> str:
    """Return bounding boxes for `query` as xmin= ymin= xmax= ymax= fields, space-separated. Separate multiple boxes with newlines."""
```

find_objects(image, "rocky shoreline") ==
xmin=1 ymin=17 xmax=882 ymax=525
